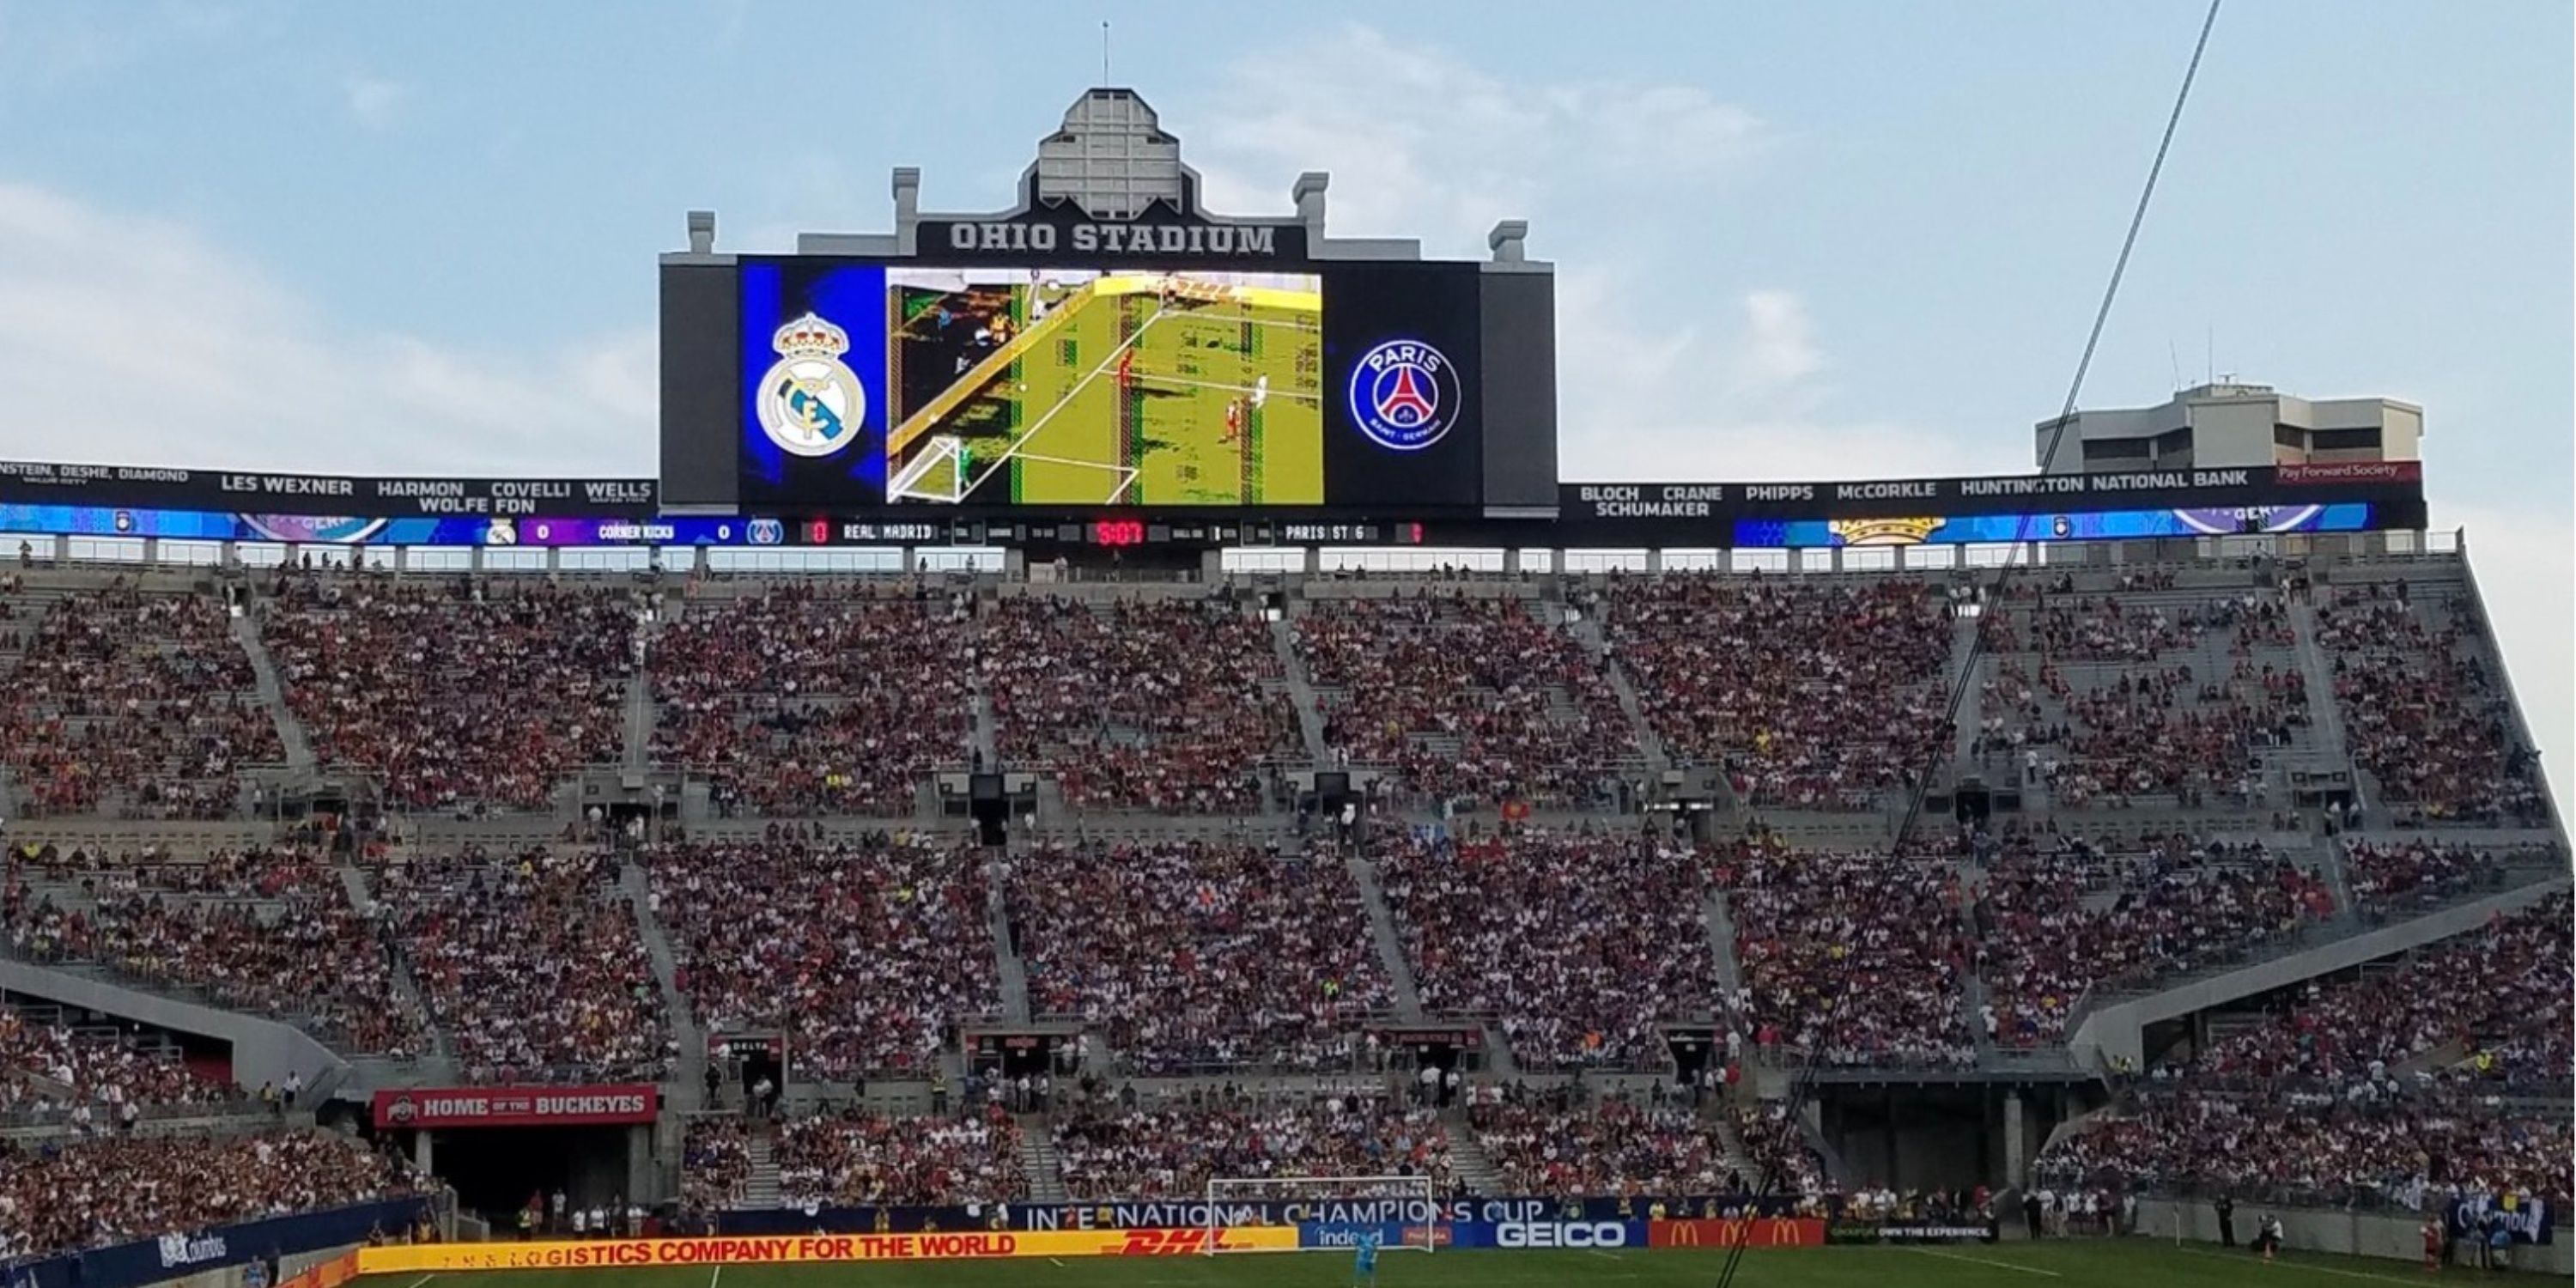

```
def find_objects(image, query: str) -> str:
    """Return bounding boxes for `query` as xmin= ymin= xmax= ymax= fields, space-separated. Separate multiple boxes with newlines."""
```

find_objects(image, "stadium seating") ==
xmin=776 ymin=1105 xmax=1028 ymax=1206
xmin=981 ymin=594 xmax=1297 ymax=813
xmin=1974 ymin=834 xmax=2331 ymax=1044
xmin=1467 ymin=1096 xmax=1741 ymax=1196
xmin=1601 ymin=576 xmax=1954 ymax=810
xmin=1050 ymin=1092 xmax=1450 ymax=1200
xmin=1716 ymin=843 xmax=1974 ymax=1068
xmin=261 ymin=576 xmax=641 ymax=811
xmin=376 ymin=846 xmax=670 ymax=1081
xmin=646 ymin=835 xmax=997 ymax=1078
xmin=1008 ymin=838 xmax=1391 ymax=1074
xmin=4 ymin=843 xmax=427 ymax=1057
xmin=1294 ymin=592 xmax=1635 ymax=808
xmin=1375 ymin=829 xmax=1716 ymax=1071
xmin=1975 ymin=588 xmax=2312 ymax=808
xmin=0 ymin=580 xmax=279 ymax=818
xmin=0 ymin=1130 xmax=425 ymax=1260
xmin=651 ymin=583 xmax=974 ymax=817
xmin=2316 ymin=580 xmax=2550 ymax=827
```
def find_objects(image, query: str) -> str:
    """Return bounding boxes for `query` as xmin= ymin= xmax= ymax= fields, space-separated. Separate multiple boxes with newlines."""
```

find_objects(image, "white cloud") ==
xmin=1182 ymin=26 xmax=1975 ymax=487
xmin=340 ymin=73 xmax=410 ymax=130
xmin=0 ymin=182 xmax=654 ymax=475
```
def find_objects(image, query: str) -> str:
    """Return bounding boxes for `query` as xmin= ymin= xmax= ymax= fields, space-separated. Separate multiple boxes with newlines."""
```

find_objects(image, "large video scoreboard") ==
xmin=658 ymin=89 xmax=1558 ymax=520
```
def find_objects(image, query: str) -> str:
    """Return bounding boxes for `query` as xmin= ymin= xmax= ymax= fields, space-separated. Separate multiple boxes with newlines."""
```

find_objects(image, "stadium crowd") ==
xmin=1010 ymin=839 xmax=1389 ymax=1074
xmin=981 ymin=594 xmax=1296 ymax=813
xmin=1601 ymin=576 xmax=1953 ymax=810
xmin=2315 ymin=583 xmax=2549 ymax=827
xmin=1051 ymin=1091 xmax=1450 ymax=1200
xmin=1716 ymin=844 xmax=1973 ymax=1068
xmin=0 ymin=582 xmax=279 ymax=818
xmin=1375 ymin=829 xmax=1716 ymax=1070
xmin=0 ymin=1005 xmax=232 ymax=1120
xmin=651 ymin=585 xmax=974 ymax=817
xmin=775 ymin=1105 xmax=1028 ymax=1207
xmin=0 ymin=1131 xmax=425 ymax=1259
xmin=261 ymin=576 xmax=641 ymax=812
xmin=1294 ymin=593 xmax=1634 ymax=809
xmin=3 ymin=859 xmax=425 ymax=1058
xmin=2183 ymin=894 xmax=2572 ymax=1092
xmin=1467 ymin=1095 xmax=1740 ymax=1197
xmin=378 ymin=847 xmax=670 ymax=1081
xmin=647 ymin=835 xmax=997 ymax=1078
xmin=1974 ymin=835 xmax=2330 ymax=1043
xmin=2341 ymin=839 xmax=2515 ymax=917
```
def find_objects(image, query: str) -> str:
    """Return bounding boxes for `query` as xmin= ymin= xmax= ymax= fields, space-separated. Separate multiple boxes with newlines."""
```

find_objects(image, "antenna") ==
xmin=1101 ymin=21 xmax=1111 ymax=85
xmin=2169 ymin=339 xmax=2183 ymax=393
xmin=2205 ymin=324 xmax=2214 ymax=386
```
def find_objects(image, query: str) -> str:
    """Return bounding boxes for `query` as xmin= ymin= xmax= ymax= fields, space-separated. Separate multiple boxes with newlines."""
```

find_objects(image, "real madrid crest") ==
xmin=757 ymin=312 xmax=867 ymax=458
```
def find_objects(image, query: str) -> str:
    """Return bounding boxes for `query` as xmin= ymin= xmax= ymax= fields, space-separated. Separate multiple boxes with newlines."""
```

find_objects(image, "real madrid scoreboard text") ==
xmin=659 ymin=248 xmax=1557 ymax=516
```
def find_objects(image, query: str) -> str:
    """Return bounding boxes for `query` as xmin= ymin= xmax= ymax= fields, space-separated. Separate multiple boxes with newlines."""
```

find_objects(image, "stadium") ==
xmin=0 ymin=61 xmax=2566 ymax=1288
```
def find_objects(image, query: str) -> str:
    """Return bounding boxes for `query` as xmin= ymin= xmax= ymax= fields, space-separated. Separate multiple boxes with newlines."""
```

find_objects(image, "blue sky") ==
xmin=0 ymin=0 xmax=2567 ymax=799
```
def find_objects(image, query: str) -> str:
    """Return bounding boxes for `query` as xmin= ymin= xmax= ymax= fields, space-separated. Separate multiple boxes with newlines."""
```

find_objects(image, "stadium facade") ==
xmin=0 ymin=89 xmax=2561 ymax=1282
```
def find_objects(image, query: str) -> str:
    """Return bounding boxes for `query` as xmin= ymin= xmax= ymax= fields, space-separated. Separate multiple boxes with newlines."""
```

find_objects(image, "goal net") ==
xmin=1205 ymin=1174 xmax=1442 ymax=1255
xmin=889 ymin=434 xmax=969 ymax=503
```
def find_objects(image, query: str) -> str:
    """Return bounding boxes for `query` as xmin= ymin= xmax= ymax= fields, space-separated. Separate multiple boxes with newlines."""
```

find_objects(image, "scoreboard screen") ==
xmin=723 ymin=257 xmax=1488 ymax=512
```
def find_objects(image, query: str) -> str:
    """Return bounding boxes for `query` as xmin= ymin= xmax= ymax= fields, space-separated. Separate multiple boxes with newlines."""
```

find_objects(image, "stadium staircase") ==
xmin=335 ymin=859 xmax=454 ymax=1066
xmin=620 ymin=860 xmax=708 ymax=1109
xmin=1701 ymin=890 xmax=1744 ymax=1000
xmin=1706 ymin=1109 xmax=1760 ymax=1190
xmin=988 ymin=858 xmax=1032 ymax=1024
xmin=971 ymin=686 xmax=1000 ymax=771
xmin=1439 ymin=1111 xmax=1505 ymax=1195
xmin=1266 ymin=617 xmax=1334 ymax=763
xmin=1344 ymin=854 xmax=1425 ymax=1022
xmin=1017 ymin=1114 xmax=1067 ymax=1202
xmin=1561 ymin=611 xmax=1671 ymax=779
xmin=740 ymin=1128 xmax=781 ymax=1209
xmin=230 ymin=611 xmax=315 ymax=776
xmin=1949 ymin=611 xmax=1984 ymax=782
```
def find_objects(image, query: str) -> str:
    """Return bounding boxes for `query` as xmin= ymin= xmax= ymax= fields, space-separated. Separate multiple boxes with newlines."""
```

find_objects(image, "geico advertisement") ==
xmin=356 ymin=1227 xmax=1296 ymax=1272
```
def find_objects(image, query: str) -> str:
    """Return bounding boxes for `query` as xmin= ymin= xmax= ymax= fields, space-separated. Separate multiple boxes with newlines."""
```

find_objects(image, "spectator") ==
xmin=0 ymin=1131 xmax=425 ymax=1259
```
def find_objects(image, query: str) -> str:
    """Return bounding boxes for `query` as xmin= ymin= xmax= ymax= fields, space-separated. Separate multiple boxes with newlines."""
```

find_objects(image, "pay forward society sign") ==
xmin=371 ymin=1084 xmax=660 ymax=1129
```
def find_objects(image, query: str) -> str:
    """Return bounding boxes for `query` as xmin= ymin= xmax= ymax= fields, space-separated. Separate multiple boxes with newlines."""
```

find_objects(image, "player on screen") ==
xmin=1252 ymin=373 xmax=1269 ymax=410
xmin=1223 ymin=398 xmax=1244 ymax=445
xmin=1116 ymin=347 xmax=1135 ymax=392
xmin=1352 ymin=1229 xmax=1381 ymax=1285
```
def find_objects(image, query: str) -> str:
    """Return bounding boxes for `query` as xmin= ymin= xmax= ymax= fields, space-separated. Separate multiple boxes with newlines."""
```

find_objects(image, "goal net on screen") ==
xmin=1205 ymin=1175 xmax=1442 ymax=1255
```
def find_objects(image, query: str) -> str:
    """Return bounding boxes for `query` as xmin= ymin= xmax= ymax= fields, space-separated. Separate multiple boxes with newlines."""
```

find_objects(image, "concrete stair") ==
xmin=1345 ymin=855 xmax=1425 ymax=1022
xmin=740 ymin=1128 xmax=781 ymax=1208
xmin=1018 ymin=1113 xmax=1067 ymax=1202
xmin=1268 ymin=618 xmax=1333 ymax=763
xmin=1704 ymin=891 xmax=1744 ymax=999
xmin=231 ymin=613 xmax=314 ymax=776
xmin=621 ymin=860 xmax=706 ymax=1109
xmin=1442 ymin=1109 xmax=1504 ymax=1194
xmin=988 ymin=860 xmax=1031 ymax=1024
xmin=337 ymin=862 xmax=453 ymax=1062
xmin=1564 ymin=613 xmax=1671 ymax=776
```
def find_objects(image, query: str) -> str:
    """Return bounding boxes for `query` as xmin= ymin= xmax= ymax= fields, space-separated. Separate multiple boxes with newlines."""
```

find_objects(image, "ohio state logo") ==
xmin=1347 ymin=339 xmax=1461 ymax=452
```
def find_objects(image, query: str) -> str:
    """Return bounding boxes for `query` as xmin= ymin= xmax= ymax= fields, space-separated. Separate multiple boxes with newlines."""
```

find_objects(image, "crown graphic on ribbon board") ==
xmin=772 ymin=312 xmax=850 ymax=360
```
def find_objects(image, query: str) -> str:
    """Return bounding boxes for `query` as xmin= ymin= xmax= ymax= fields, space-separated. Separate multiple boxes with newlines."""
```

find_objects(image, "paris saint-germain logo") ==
xmin=1347 ymin=339 xmax=1461 ymax=452
xmin=756 ymin=313 xmax=867 ymax=458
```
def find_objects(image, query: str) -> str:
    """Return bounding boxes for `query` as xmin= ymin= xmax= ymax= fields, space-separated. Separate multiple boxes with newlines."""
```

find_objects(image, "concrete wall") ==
xmin=2137 ymin=1199 xmax=2573 ymax=1276
xmin=0 ymin=960 xmax=348 ymax=1098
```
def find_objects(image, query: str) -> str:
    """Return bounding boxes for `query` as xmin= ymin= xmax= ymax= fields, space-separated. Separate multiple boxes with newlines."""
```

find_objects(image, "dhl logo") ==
xmin=1113 ymin=1229 xmax=1238 ymax=1255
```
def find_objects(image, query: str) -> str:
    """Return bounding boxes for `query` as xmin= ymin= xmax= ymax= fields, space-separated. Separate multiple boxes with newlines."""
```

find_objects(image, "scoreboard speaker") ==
xmin=969 ymin=773 xmax=1006 ymax=846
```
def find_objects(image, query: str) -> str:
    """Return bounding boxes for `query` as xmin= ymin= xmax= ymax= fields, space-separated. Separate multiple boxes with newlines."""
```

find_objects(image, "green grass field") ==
xmin=890 ymin=276 xmax=1323 ymax=506
xmin=368 ymin=1242 xmax=2561 ymax=1288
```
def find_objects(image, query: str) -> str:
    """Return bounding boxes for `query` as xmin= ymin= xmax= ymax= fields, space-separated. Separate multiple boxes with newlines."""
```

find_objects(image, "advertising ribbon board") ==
xmin=355 ymin=1228 xmax=1299 ymax=1273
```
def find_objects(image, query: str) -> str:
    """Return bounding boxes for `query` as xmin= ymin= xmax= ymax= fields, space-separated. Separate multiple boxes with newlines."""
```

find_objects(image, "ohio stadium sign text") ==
xmin=939 ymin=220 xmax=1282 ymax=257
xmin=370 ymin=1083 xmax=659 ymax=1129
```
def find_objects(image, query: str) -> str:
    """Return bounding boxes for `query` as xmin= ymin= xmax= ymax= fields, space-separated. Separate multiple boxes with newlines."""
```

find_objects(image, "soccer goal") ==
xmin=1205 ymin=1175 xmax=1443 ymax=1255
xmin=889 ymin=434 xmax=969 ymax=503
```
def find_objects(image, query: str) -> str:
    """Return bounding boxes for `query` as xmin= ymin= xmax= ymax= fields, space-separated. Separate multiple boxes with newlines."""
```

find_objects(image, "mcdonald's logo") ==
xmin=1649 ymin=1219 xmax=1826 ymax=1250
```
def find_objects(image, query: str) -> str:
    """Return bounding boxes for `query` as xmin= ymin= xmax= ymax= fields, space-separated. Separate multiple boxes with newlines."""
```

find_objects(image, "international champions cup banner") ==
xmin=355 ymin=1228 xmax=1299 ymax=1273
